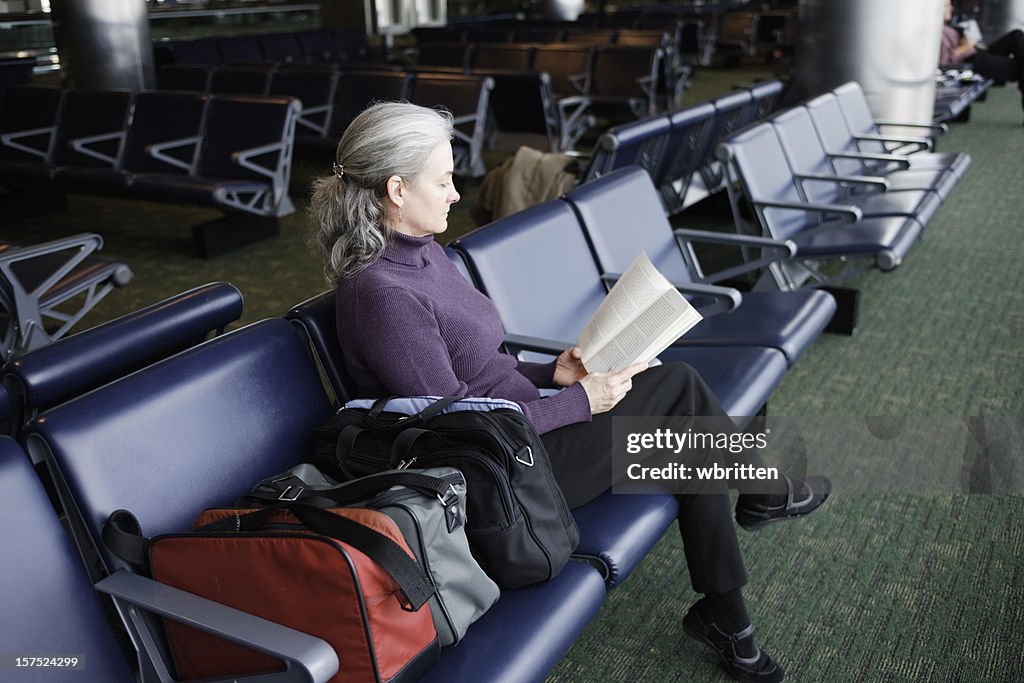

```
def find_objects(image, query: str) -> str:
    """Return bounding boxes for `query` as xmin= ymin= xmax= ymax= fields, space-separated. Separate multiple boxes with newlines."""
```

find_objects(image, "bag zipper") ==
xmin=398 ymin=450 xmax=516 ymax=528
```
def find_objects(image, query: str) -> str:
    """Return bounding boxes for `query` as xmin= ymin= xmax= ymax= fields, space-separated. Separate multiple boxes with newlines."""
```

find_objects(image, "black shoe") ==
xmin=683 ymin=602 xmax=785 ymax=682
xmin=735 ymin=475 xmax=831 ymax=531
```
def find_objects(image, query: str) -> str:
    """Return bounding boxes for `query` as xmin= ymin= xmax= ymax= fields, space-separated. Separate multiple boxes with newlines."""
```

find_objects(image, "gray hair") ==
xmin=308 ymin=101 xmax=454 ymax=285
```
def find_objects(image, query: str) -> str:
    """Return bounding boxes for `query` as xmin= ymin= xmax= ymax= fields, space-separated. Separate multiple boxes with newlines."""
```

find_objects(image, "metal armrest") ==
xmin=853 ymin=132 xmax=931 ymax=153
xmin=296 ymin=104 xmax=333 ymax=137
xmin=825 ymin=151 xmax=912 ymax=170
xmin=568 ymin=72 xmax=590 ymax=95
xmin=231 ymin=141 xmax=287 ymax=181
xmin=600 ymin=272 xmax=741 ymax=314
xmin=0 ymin=233 xmax=105 ymax=299
xmin=753 ymin=198 xmax=863 ymax=222
xmin=70 ymin=130 xmax=126 ymax=166
xmin=147 ymin=135 xmax=204 ymax=173
xmin=97 ymin=570 xmax=339 ymax=683
xmin=1 ymin=125 xmax=57 ymax=160
xmin=503 ymin=332 xmax=573 ymax=355
xmin=875 ymin=120 xmax=948 ymax=136
xmin=673 ymin=228 xmax=796 ymax=284
xmin=794 ymin=172 xmax=889 ymax=192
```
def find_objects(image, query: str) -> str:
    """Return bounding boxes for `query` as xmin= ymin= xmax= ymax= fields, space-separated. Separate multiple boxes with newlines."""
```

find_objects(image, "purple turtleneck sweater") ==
xmin=334 ymin=231 xmax=592 ymax=434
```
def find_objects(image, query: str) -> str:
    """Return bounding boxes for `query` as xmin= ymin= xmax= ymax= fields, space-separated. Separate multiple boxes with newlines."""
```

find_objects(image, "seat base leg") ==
xmin=821 ymin=286 xmax=859 ymax=336
xmin=192 ymin=213 xmax=280 ymax=259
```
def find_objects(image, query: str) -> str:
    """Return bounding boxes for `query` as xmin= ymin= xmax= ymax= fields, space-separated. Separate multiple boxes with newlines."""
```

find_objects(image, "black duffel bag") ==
xmin=310 ymin=396 xmax=580 ymax=588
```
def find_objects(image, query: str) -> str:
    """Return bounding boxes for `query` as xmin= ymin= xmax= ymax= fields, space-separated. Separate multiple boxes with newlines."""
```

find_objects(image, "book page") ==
xmin=579 ymin=253 xmax=703 ymax=373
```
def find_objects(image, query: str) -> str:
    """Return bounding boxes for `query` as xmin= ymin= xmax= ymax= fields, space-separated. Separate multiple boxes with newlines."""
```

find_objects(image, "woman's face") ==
xmin=392 ymin=140 xmax=460 ymax=238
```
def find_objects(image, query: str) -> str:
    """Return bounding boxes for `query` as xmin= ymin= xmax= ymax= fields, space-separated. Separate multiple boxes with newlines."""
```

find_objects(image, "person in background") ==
xmin=940 ymin=0 xmax=1024 ymax=120
xmin=309 ymin=101 xmax=833 ymax=683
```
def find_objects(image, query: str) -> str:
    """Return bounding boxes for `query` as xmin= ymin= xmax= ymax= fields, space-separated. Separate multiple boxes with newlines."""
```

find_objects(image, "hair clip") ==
xmin=332 ymin=161 xmax=345 ymax=180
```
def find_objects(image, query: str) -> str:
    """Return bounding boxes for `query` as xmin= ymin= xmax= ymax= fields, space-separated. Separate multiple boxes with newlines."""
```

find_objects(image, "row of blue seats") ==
xmin=0 ymin=168 xmax=838 ymax=682
xmin=579 ymin=79 xmax=783 ymax=212
xmin=157 ymin=64 xmax=494 ymax=178
xmin=717 ymin=82 xmax=969 ymax=291
xmin=0 ymin=86 xmax=300 ymax=257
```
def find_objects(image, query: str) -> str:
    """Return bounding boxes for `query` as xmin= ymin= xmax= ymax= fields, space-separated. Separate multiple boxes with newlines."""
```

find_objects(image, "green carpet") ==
xmin=4 ymin=69 xmax=1022 ymax=682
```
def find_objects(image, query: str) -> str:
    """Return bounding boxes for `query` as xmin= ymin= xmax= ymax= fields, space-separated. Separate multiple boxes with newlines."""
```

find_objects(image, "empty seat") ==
xmin=655 ymin=101 xmax=717 ymax=213
xmin=270 ymin=66 xmax=338 ymax=138
xmin=417 ymin=42 xmax=470 ymax=69
xmin=407 ymin=73 xmax=494 ymax=177
xmin=259 ymin=32 xmax=303 ymax=65
xmin=587 ymin=45 xmax=663 ymax=119
xmin=217 ymin=35 xmax=265 ymax=64
xmin=328 ymin=70 xmax=409 ymax=141
xmin=472 ymin=69 xmax=561 ymax=151
xmin=580 ymin=114 xmax=672 ymax=183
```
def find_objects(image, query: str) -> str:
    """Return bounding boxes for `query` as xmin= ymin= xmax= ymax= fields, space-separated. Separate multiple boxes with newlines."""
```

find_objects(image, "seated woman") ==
xmin=941 ymin=0 xmax=1024 ymax=119
xmin=308 ymin=101 xmax=831 ymax=683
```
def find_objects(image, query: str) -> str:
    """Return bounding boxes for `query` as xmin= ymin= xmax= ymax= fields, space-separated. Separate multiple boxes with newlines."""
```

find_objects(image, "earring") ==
xmin=399 ymin=207 xmax=403 ymax=224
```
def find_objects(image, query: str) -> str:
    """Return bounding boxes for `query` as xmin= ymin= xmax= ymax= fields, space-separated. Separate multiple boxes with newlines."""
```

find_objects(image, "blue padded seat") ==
xmin=420 ymin=561 xmax=606 ymax=683
xmin=580 ymin=113 xmax=671 ymax=183
xmin=770 ymin=106 xmax=958 ymax=202
xmin=587 ymin=45 xmax=663 ymax=119
xmin=46 ymin=89 xmax=135 ymax=178
xmin=804 ymin=92 xmax=970 ymax=181
xmin=0 ymin=436 xmax=136 ymax=682
xmin=259 ymin=32 xmax=303 ymax=65
xmin=719 ymin=123 xmax=922 ymax=283
xmin=452 ymin=199 xmax=787 ymax=423
xmin=3 ymin=282 xmax=242 ymax=437
xmin=471 ymin=69 xmax=560 ymax=152
xmin=833 ymin=81 xmax=948 ymax=148
xmin=566 ymin=166 xmax=836 ymax=366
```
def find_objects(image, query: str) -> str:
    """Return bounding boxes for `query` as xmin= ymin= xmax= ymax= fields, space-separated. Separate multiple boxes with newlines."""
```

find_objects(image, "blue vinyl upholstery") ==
xmin=0 ymin=436 xmax=136 ymax=682
xmin=581 ymin=114 xmax=671 ymax=183
xmin=565 ymin=166 xmax=836 ymax=366
xmin=3 ymin=282 xmax=242 ymax=436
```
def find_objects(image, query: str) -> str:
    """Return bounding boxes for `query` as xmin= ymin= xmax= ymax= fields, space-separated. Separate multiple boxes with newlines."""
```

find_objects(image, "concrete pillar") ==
xmin=50 ymin=0 xmax=154 ymax=90
xmin=543 ymin=0 xmax=585 ymax=21
xmin=788 ymin=0 xmax=945 ymax=125
xmin=979 ymin=0 xmax=1024 ymax=43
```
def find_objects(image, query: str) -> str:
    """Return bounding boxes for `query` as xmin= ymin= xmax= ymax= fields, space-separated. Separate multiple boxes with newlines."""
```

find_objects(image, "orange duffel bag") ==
xmin=105 ymin=502 xmax=439 ymax=683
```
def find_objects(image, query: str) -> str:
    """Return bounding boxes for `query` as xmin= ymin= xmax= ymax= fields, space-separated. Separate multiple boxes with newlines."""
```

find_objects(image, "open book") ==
xmin=578 ymin=252 xmax=703 ymax=373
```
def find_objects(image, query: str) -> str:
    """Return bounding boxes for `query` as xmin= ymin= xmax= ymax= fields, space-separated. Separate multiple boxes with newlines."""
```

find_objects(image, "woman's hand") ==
xmin=553 ymin=347 xmax=588 ymax=387
xmin=579 ymin=362 xmax=649 ymax=414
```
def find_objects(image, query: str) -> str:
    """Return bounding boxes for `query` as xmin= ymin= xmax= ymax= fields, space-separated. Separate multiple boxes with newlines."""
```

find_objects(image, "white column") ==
xmin=49 ymin=0 xmax=154 ymax=90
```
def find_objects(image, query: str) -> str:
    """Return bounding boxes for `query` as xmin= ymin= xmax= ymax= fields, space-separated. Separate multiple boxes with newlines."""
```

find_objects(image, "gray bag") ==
xmin=239 ymin=463 xmax=499 ymax=647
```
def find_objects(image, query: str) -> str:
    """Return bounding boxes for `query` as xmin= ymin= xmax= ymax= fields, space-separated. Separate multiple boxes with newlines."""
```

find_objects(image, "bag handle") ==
xmin=103 ymin=504 xmax=436 ymax=612
xmin=240 ymin=470 xmax=458 ymax=510
xmin=391 ymin=427 xmax=445 ymax=464
xmin=362 ymin=395 xmax=461 ymax=430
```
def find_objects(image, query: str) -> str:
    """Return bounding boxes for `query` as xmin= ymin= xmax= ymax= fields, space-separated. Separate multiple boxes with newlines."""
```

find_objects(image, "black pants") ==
xmin=541 ymin=362 xmax=767 ymax=595
xmin=973 ymin=29 xmax=1024 ymax=94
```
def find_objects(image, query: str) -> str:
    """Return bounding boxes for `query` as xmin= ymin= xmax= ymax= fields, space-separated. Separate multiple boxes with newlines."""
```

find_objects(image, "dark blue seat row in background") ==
xmin=0 ymin=86 xmax=299 ymax=257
